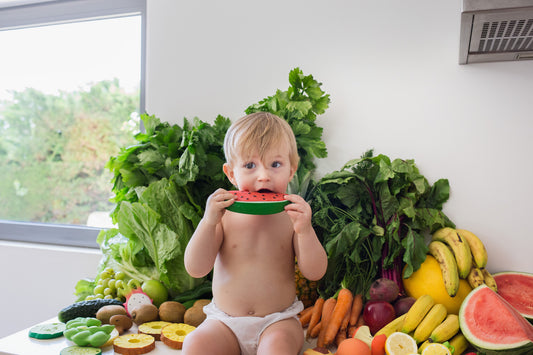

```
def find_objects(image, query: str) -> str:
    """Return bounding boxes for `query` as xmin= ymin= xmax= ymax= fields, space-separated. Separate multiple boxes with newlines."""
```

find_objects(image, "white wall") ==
xmin=0 ymin=241 xmax=101 ymax=338
xmin=145 ymin=0 xmax=533 ymax=274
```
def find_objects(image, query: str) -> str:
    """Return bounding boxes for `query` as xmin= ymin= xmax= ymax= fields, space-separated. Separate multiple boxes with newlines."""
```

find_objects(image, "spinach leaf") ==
xmin=245 ymin=67 xmax=330 ymax=198
xmin=309 ymin=150 xmax=454 ymax=298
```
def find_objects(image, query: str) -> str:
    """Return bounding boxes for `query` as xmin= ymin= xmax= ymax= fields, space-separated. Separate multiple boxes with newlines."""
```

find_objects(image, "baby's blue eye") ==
xmin=272 ymin=161 xmax=281 ymax=168
xmin=244 ymin=162 xmax=255 ymax=169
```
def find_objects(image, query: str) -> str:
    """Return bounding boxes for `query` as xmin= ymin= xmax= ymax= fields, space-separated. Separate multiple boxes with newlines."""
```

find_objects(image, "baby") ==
xmin=182 ymin=112 xmax=327 ymax=355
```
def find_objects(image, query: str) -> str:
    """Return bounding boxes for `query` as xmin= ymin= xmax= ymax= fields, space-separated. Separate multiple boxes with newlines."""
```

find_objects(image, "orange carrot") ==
xmin=349 ymin=293 xmax=363 ymax=326
xmin=309 ymin=321 xmax=322 ymax=338
xmin=335 ymin=328 xmax=347 ymax=347
xmin=323 ymin=288 xmax=354 ymax=346
xmin=356 ymin=312 xmax=366 ymax=327
xmin=299 ymin=306 xmax=314 ymax=327
xmin=316 ymin=297 xmax=337 ymax=347
xmin=347 ymin=325 xmax=358 ymax=338
xmin=307 ymin=297 xmax=325 ymax=336
xmin=339 ymin=302 xmax=351 ymax=333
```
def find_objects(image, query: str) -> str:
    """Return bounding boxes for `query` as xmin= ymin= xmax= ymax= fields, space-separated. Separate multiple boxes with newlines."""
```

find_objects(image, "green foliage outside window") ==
xmin=0 ymin=79 xmax=139 ymax=225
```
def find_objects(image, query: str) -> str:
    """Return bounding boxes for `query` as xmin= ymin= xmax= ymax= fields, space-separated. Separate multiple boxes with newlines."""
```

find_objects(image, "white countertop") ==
xmin=0 ymin=318 xmax=317 ymax=355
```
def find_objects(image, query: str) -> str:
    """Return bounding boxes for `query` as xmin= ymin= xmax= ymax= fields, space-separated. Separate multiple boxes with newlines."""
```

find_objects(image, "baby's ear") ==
xmin=289 ymin=164 xmax=297 ymax=181
xmin=223 ymin=163 xmax=237 ymax=186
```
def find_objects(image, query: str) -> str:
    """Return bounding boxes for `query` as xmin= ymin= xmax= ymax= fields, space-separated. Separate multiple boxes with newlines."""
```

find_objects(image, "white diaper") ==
xmin=203 ymin=298 xmax=304 ymax=355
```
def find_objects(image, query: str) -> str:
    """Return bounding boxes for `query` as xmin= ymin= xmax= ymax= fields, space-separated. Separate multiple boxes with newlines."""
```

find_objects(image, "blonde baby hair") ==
xmin=224 ymin=112 xmax=299 ymax=168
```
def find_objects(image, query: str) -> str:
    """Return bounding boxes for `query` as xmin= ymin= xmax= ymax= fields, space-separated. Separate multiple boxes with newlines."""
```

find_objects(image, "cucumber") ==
xmin=172 ymin=280 xmax=212 ymax=304
xmin=58 ymin=299 xmax=123 ymax=323
xmin=28 ymin=322 xmax=66 ymax=339
xmin=60 ymin=346 xmax=102 ymax=355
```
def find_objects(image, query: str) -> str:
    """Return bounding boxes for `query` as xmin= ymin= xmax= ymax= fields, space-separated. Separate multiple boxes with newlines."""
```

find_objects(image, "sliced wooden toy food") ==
xmin=28 ymin=322 xmax=66 ymax=339
xmin=113 ymin=333 xmax=155 ymax=355
xmin=160 ymin=323 xmax=196 ymax=349
xmin=60 ymin=345 xmax=103 ymax=355
xmin=138 ymin=321 xmax=172 ymax=341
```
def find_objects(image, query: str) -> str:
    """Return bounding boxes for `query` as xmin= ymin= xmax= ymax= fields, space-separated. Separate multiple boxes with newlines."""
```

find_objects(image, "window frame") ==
xmin=0 ymin=0 xmax=146 ymax=249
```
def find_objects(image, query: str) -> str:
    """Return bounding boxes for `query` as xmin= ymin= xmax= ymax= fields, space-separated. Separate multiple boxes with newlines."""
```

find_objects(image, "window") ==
xmin=0 ymin=0 xmax=146 ymax=248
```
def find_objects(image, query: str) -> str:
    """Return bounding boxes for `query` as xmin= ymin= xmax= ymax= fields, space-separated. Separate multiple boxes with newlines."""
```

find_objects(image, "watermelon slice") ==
xmin=226 ymin=190 xmax=290 ymax=215
xmin=493 ymin=271 xmax=533 ymax=323
xmin=459 ymin=285 xmax=533 ymax=355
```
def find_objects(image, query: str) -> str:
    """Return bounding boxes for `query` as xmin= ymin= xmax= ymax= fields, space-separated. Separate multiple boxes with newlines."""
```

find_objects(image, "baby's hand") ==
xmin=203 ymin=188 xmax=235 ymax=225
xmin=283 ymin=194 xmax=313 ymax=235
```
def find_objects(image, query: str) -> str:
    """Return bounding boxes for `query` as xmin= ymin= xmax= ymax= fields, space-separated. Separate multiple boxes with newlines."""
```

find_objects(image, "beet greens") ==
xmin=309 ymin=150 xmax=455 ymax=299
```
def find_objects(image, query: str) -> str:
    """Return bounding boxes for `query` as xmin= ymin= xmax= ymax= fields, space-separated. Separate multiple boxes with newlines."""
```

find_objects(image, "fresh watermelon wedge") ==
xmin=493 ymin=271 xmax=533 ymax=323
xmin=459 ymin=285 xmax=533 ymax=355
xmin=226 ymin=190 xmax=290 ymax=215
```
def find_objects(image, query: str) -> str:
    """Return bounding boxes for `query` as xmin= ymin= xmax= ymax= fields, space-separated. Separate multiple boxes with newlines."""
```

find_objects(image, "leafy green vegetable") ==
xmin=107 ymin=114 xmax=232 ymax=219
xmin=309 ymin=150 xmax=454 ymax=298
xmin=77 ymin=114 xmax=232 ymax=299
xmin=245 ymin=67 xmax=330 ymax=197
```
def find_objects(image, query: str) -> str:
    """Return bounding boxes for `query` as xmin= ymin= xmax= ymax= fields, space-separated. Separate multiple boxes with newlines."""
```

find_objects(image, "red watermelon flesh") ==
xmin=460 ymin=285 xmax=533 ymax=354
xmin=493 ymin=271 xmax=533 ymax=322
xmin=229 ymin=190 xmax=285 ymax=201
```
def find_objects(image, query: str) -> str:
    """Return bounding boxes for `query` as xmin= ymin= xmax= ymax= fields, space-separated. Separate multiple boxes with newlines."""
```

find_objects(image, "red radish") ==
xmin=369 ymin=278 xmax=400 ymax=303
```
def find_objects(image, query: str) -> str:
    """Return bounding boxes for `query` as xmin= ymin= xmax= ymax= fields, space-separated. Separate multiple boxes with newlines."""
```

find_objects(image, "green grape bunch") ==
xmin=85 ymin=267 xmax=141 ymax=301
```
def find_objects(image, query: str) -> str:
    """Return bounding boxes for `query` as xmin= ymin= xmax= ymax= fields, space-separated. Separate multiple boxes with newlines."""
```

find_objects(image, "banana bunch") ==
xmin=428 ymin=227 xmax=496 ymax=297
xmin=376 ymin=294 xmax=471 ymax=354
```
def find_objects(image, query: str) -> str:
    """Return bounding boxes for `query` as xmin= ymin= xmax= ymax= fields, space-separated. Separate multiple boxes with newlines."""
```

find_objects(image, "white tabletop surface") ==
xmin=0 ymin=318 xmax=318 ymax=355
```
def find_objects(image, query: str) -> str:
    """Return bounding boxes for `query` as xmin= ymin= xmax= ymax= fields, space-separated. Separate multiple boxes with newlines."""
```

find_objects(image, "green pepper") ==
xmin=71 ymin=330 xmax=92 ymax=346
xmin=88 ymin=331 xmax=110 ymax=347
xmin=63 ymin=317 xmax=114 ymax=347
xmin=65 ymin=317 xmax=101 ymax=329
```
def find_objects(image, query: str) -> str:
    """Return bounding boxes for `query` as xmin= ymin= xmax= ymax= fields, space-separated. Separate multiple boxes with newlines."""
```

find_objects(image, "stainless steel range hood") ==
xmin=459 ymin=0 xmax=533 ymax=64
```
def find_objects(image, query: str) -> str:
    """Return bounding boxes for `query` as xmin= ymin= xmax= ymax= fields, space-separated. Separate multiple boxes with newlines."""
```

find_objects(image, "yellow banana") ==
xmin=456 ymin=229 xmax=488 ymax=268
xmin=430 ymin=314 xmax=460 ymax=343
xmin=449 ymin=332 xmax=470 ymax=355
xmin=418 ymin=340 xmax=431 ymax=354
xmin=413 ymin=303 xmax=448 ymax=343
xmin=375 ymin=314 xmax=406 ymax=337
xmin=401 ymin=294 xmax=435 ymax=333
xmin=467 ymin=266 xmax=485 ymax=289
xmin=428 ymin=241 xmax=460 ymax=297
xmin=432 ymin=227 xmax=472 ymax=279
xmin=481 ymin=268 xmax=498 ymax=292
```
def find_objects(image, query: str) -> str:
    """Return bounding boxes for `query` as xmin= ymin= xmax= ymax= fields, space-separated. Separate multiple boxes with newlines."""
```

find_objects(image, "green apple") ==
xmin=141 ymin=279 xmax=168 ymax=307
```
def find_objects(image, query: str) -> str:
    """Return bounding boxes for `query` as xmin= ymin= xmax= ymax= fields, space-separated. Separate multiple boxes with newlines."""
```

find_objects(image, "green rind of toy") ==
xmin=227 ymin=199 xmax=291 ymax=215
xmin=28 ymin=323 xmax=66 ymax=339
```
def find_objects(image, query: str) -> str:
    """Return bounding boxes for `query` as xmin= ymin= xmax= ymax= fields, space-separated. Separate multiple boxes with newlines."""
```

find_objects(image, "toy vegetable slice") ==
xmin=60 ymin=346 xmax=102 ymax=355
xmin=28 ymin=322 xmax=66 ymax=339
xmin=226 ymin=191 xmax=290 ymax=215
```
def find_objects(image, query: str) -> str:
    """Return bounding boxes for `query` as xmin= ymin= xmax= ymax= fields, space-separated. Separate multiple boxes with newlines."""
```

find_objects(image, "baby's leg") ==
xmin=181 ymin=319 xmax=240 ymax=355
xmin=257 ymin=317 xmax=304 ymax=355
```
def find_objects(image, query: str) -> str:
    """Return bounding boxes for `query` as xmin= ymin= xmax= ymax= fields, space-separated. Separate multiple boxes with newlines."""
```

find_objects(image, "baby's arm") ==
xmin=284 ymin=194 xmax=328 ymax=281
xmin=184 ymin=188 xmax=235 ymax=278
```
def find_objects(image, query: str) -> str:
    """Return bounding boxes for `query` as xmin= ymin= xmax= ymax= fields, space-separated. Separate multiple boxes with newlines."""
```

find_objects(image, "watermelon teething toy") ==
xmin=226 ymin=191 xmax=290 ymax=215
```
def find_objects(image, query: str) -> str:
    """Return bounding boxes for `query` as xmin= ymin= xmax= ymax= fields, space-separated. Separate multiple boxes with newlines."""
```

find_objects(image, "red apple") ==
xmin=362 ymin=300 xmax=396 ymax=335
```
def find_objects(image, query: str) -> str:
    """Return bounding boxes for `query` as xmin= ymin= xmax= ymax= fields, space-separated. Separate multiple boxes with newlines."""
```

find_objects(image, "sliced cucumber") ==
xmin=28 ymin=322 xmax=66 ymax=339
xmin=60 ymin=345 xmax=102 ymax=355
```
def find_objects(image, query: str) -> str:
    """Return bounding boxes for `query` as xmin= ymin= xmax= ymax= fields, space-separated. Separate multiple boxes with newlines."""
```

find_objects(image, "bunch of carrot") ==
xmin=298 ymin=288 xmax=364 ymax=348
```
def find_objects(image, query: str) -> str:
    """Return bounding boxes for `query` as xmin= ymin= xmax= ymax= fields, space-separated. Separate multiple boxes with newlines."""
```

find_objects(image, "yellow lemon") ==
xmin=421 ymin=343 xmax=451 ymax=355
xmin=385 ymin=332 xmax=417 ymax=355
xmin=403 ymin=255 xmax=472 ymax=314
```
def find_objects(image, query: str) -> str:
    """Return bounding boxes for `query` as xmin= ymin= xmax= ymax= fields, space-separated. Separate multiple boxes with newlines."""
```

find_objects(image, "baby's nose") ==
xmin=257 ymin=167 xmax=270 ymax=180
